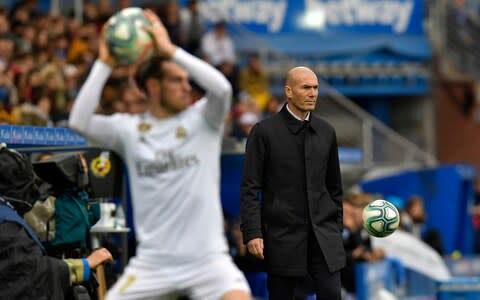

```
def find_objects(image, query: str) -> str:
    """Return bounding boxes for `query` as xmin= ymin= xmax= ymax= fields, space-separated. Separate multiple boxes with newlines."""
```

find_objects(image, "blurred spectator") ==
xmin=161 ymin=1 xmax=182 ymax=46
xmin=180 ymin=0 xmax=206 ymax=55
xmin=117 ymin=0 xmax=132 ymax=11
xmin=189 ymin=79 xmax=206 ymax=104
xmin=341 ymin=197 xmax=385 ymax=297
xmin=121 ymin=85 xmax=146 ymax=114
xmin=0 ymin=59 xmax=18 ymax=111
xmin=232 ymin=111 xmax=259 ymax=139
xmin=239 ymin=53 xmax=271 ymax=112
xmin=401 ymin=195 xmax=426 ymax=239
xmin=200 ymin=20 xmax=236 ymax=67
xmin=82 ymin=0 xmax=99 ymax=24
xmin=218 ymin=60 xmax=240 ymax=100
xmin=63 ymin=64 xmax=80 ymax=100
xmin=0 ymin=10 xmax=10 ymax=36
xmin=97 ymin=0 xmax=114 ymax=24
xmin=402 ymin=195 xmax=444 ymax=255
xmin=14 ymin=87 xmax=53 ymax=127
xmin=263 ymin=95 xmax=284 ymax=118
xmin=227 ymin=216 xmax=267 ymax=299
xmin=0 ymin=34 xmax=15 ymax=62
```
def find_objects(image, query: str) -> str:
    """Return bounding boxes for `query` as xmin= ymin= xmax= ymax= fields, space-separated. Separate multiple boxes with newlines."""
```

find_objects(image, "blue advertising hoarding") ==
xmin=196 ymin=0 xmax=426 ymax=35
xmin=190 ymin=0 xmax=431 ymax=62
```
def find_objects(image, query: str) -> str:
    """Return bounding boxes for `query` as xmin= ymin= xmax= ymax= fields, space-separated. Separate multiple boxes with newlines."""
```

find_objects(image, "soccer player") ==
xmin=69 ymin=9 xmax=250 ymax=300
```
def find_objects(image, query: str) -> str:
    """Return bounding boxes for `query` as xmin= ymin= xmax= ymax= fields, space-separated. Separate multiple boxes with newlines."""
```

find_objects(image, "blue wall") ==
xmin=361 ymin=165 xmax=477 ymax=255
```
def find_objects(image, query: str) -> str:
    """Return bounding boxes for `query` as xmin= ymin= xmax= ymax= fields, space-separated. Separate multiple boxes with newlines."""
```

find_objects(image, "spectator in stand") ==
xmin=81 ymin=0 xmax=99 ymax=25
xmin=0 ymin=10 xmax=10 ymax=36
xmin=0 ymin=34 xmax=15 ymax=62
xmin=97 ymin=0 xmax=114 ymax=24
xmin=161 ymin=1 xmax=183 ymax=47
xmin=239 ymin=53 xmax=271 ymax=112
xmin=14 ymin=87 xmax=53 ymax=127
xmin=0 ymin=59 xmax=18 ymax=112
xmin=341 ymin=196 xmax=385 ymax=297
xmin=117 ymin=0 xmax=132 ymax=11
xmin=200 ymin=20 xmax=236 ymax=67
xmin=232 ymin=111 xmax=259 ymax=140
xmin=218 ymin=60 xmax=240 ymax=100
xmin=401 ymin=195 xmax=426 ymax=239
xmin=180 ymin=0 xmax=206 ymax=55
xmin=402 ymin=194 xmax=444 ymax=255
xmin=263 ymin=95 xmax=284 ymax=118
xmin=122 ymin=85 xmax=148 ymax=114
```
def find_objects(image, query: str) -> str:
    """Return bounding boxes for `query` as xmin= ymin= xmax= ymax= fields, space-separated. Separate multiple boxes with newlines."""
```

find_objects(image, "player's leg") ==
xmin=185 ymin=253 xmax=251 ymax=300
xmin=220 ymin=289 xmax=250 ymax=300
xmin=105 ymin=258 xmax=178 ymax=300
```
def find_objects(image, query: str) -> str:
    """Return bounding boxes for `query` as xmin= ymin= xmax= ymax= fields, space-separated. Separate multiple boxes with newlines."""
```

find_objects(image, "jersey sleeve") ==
xmin=173 ymin=48 xmax=232 ymax=130
xmin=68 ymin=60 xmax=124 ymax=151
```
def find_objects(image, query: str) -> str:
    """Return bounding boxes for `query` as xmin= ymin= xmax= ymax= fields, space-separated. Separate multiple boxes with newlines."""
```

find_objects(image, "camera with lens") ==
xmin=33 ymin=154 xmax=89 ymax=194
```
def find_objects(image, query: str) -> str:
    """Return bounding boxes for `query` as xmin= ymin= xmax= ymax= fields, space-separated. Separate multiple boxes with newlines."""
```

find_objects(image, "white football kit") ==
xmin=69 ymin=48 xmax=250 ymax=300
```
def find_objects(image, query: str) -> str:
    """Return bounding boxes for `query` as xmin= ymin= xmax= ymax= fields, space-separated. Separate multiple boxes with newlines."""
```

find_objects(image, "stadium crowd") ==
xmin=0 ymin=0 xmax=280 ymax=140
xmin=0 ymin=1 xmax=460 ymax=299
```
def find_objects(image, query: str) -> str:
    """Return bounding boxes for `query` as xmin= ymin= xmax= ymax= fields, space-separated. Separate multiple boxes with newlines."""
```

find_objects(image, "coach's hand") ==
xmin=143 ymin=9 xmax=176 ymax=58
xmin=246 ymin=238 xmax=264 ymax=260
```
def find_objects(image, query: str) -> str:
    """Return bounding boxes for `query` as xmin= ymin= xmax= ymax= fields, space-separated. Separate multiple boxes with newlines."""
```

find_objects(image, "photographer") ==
xmin=0 ymin=144 xmax=112 ymax=300
xmin=30 ymin=153 xmax=100 ymax=258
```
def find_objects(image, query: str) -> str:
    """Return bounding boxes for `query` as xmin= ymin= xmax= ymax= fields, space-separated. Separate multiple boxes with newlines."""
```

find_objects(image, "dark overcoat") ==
xmin=240 ymin=105 xmax=346 ymax=276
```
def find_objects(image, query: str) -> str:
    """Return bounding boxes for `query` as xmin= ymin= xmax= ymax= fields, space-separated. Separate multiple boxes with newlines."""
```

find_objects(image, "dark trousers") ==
xmin=267 ymin=230 xmax=341 ymax=300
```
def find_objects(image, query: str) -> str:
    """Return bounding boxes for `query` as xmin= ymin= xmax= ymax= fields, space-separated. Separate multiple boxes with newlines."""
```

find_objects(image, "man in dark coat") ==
xmin=240 ymin=66 xmax=345 ymax=300
xmin=0 ymin=143 xmax=112 ymax=300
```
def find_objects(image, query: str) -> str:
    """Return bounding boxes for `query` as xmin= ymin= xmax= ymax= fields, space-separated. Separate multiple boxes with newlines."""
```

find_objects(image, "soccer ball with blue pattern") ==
xmin=105 ymin=7 xmax=154 ymax=64
xmin=362 ymin=199 xmax=400 ymax=238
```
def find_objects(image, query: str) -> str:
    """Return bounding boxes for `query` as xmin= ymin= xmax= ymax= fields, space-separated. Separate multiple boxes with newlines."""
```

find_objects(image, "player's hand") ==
xmin=87 ymin=247 xmax=113 ymax=269
xmin=246 ymin=238 xmax=264 ymax=260
xmin=98 ymin=25 xmax=117 ymax=67
xmin=142 ymin=9 xmax=176 ymax=58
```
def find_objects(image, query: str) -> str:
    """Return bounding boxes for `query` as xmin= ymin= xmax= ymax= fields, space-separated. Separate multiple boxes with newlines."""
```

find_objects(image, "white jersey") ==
xmin=69 ymin=49 xmax=231 ymax=265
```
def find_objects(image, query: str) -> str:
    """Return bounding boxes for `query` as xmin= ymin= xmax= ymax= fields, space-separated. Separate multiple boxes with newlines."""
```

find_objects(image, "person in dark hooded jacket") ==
xmin=0 ymin=143 xmax=112 ymax=300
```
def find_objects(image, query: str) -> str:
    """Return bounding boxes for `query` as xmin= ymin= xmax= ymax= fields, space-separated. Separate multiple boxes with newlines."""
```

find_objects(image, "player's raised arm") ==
xmin=143 ymin=9 xmax=232 ymax=130
xmin=68 ymin=30 xmax=123 ymax=150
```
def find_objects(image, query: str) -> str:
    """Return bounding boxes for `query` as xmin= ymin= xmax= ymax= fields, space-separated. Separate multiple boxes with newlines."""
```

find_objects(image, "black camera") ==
xmin=33 ymin=154 xmax=89 ymax=192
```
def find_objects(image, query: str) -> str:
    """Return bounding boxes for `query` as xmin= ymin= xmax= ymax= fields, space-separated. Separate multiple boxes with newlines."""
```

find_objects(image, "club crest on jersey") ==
xmin=138 ymin=122 xmax=152 ymax=132
xmin=176 ymin=126 xmax=186 ymax=139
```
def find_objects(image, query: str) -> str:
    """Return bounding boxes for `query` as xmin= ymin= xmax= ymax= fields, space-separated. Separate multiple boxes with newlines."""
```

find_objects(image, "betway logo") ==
xmin=305 ymin=0 xmax=415 ymax=33
xmin=199 ymin=0 xmax=287 ymax=33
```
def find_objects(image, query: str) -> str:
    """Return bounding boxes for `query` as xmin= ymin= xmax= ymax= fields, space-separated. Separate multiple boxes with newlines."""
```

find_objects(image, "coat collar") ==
xmin=280 ymin=104 xmax=321 ymax=135
xmin=280 ymin=104 xmax=308 ymax=134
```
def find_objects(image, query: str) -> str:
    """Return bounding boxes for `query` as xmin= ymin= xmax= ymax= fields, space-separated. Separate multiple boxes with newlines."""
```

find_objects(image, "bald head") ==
xmin=286 ymin=66 xmax=317 ymax=86
xmin=283 ymin=66 xmax=318 ymax=118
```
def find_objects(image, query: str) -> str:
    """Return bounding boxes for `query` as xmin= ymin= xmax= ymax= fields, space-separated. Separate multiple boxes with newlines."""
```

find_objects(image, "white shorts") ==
xmin=105 ymin=253 xmax=251 ymax=300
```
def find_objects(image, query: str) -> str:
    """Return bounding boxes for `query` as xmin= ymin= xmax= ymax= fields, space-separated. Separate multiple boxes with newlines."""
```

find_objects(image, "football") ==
xmin=362 ymin=199 xmax=400 ymax=238
xmin=105 ymin=7 xmax=154 ymax=64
